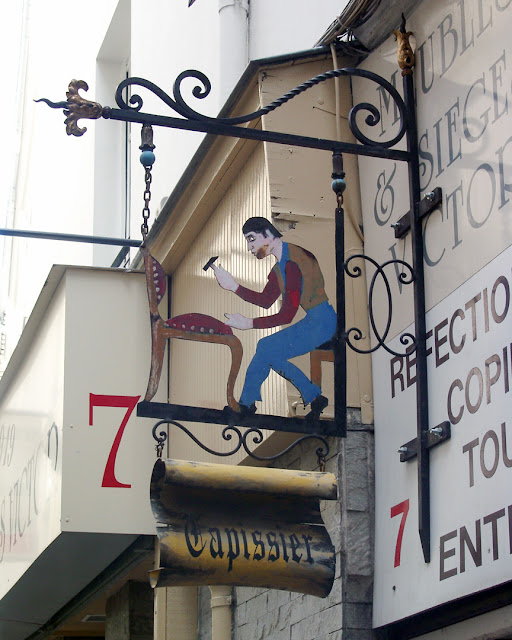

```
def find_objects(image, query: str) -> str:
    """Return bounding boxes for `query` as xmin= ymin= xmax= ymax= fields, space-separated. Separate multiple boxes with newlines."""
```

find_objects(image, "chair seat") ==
xmin=165 ymin=313 xmax=234 ymax=336
xmin=143 ymin=246 xmax=242 ymax=409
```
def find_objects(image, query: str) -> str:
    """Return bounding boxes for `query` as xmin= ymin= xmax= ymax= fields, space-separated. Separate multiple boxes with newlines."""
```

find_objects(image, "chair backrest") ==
xmin=142 ymin=245 xmax=167 ymax=317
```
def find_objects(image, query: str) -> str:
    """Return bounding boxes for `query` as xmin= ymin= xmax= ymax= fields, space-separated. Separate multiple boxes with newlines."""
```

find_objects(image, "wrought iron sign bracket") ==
xmin=392 ymin=187 xmax=443 ymax=239
xmin=399 ymin=421 xmax=451 ymax=462
xmin=39 ymin=18 xmax=444 ymax=562
xmin=137 ymin=401 xmax=338 ymax=436
xmin=150 ymin=419 xmax=332 ymax=469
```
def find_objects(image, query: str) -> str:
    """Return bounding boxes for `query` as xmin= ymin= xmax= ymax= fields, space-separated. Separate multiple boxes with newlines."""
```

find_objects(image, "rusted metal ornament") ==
xmin=64 ymin=79 xmax=106 ymax=136
xmin=393 ymin=29 xmax=415 ymax=76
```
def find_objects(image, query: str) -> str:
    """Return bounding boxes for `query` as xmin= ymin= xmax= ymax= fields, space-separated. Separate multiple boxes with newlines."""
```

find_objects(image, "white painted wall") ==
xmin=0 ymin=0 xmax=120 ymax=374
xmin=128 ymin=0 xmax=221 ymax=250
xmin=93 ymin=0 xmax=131 ymax=268
xmin=249 ymin=0 xmax=343 ymax=60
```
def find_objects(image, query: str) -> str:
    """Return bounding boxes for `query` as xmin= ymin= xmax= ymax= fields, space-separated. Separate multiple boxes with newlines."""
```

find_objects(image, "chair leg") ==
xmin=310 ymin=349 xmax=335 ymax=389
xmin=226 ymin=336 xmax=243 ymax=412
xmin=144 ymin=326 xmax=167 ymax=402
xmin=310 ymin=350 xmax=323 ymax=388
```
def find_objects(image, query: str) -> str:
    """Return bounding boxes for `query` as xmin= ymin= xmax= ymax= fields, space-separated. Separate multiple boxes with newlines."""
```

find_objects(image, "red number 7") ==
xmin=390 ymin=499 xmax=409 ymax=567
xmin=89 ymin=394 xmax=140 ymax=488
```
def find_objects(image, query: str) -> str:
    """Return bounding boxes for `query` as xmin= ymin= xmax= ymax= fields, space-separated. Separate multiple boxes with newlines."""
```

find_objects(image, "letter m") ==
xmin=377 ymin=70 xmax=400 ymax=136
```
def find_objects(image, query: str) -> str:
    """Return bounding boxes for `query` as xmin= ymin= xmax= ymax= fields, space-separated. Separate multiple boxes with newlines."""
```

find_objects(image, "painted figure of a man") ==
xmin=212 ymin=217 xmax=336 ymax=418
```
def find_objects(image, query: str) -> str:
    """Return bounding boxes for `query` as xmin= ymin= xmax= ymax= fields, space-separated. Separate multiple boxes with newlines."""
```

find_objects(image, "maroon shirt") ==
xmin=235 ymin=261 xmax=302 ymax=329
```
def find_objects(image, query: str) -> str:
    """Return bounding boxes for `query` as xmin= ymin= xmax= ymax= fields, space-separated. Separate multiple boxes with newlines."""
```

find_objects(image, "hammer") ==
xmin=203 ymin=256 xmax=219 ymax=271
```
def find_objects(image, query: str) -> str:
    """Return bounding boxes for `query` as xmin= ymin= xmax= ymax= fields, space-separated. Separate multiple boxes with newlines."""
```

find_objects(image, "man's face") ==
xmin=244 ymin=230 xmax=273 ymax=259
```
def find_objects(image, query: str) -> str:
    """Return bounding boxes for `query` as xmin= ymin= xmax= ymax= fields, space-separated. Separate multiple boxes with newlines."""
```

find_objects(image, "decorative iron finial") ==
xmin=393 ymin=15 xmax=415 ymax=76
xmin=36 ymin=79 xmax=108 ymax=137
xmin=64 ymin=80 xmax=107 ymax=136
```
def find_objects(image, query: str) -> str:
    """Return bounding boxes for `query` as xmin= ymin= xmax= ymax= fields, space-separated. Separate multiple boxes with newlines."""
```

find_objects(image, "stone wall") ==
xmin=193 ymin=409 xmax=374 ymax=640
xmin=105 ymin=580 xmax=153 ymax=640
xmin=198 ymin=586 xmax=213 ymax=639
xmin=230 ymin=409 xmax=375 ymax=640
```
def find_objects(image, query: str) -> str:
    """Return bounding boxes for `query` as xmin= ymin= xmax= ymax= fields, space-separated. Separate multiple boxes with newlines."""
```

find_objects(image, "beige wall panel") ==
xmin=259 ymin=59 xmax=372 ymax=416
xmin=169 ymin=145 xmax=288 ymax=462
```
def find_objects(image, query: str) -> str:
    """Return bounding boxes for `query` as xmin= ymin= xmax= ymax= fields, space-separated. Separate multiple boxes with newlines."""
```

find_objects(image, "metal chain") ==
xmin=141 ymin=166 xmax=153 ymax=243
xmin=317 ymin=449 xmax=327 ymax=472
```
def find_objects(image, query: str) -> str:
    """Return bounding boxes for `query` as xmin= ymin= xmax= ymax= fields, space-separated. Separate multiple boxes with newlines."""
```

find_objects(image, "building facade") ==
xmin=1 ymin=0 xmax=511 ymax=639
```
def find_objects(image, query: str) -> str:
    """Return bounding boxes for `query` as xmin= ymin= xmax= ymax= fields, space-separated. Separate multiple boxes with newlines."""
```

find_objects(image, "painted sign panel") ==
xmin=60 ymin=268 xmax=165 ymax=534
xmin=150 ymin=459 xmax=337 ymax=597
xmin=0 ymin=265 xmax=166 ymax=601
xmin=354 ymin=0 xmax=512 ymax=341
xmin=348 ymin=0 xmax=512 ymax=626
xmin=0 ymin=280 xmax=65 ymax=601
xmin=372 ymin=245 xmax=511 ymax=624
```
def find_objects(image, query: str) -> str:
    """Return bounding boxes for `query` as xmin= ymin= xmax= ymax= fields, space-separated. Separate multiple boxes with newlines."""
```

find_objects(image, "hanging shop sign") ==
xmin=38 ymin=18 xmax=427 ymax=447
xmin=149 ymin=459 xmax=337 ymax=597
xmin=39 ymin=9 xmax=452 ymax=563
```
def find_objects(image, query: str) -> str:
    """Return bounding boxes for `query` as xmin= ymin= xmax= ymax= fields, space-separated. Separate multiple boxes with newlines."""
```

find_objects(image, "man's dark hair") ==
xmin=242 ymin=217 xmax=282 ymax=238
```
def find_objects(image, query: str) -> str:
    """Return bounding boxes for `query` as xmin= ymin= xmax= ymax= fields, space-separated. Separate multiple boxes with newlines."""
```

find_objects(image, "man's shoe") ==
xmin=223 ymin=403 xmax=257 ymax=418
xmin=238 ymin=403 xmax=257 ymax=417
xmin=306 ymin=395 xmax=328 ymax=420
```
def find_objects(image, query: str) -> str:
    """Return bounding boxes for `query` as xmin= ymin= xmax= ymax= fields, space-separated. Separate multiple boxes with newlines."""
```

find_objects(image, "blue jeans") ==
xmin=239 ymin=302 xmax=337 ymax=406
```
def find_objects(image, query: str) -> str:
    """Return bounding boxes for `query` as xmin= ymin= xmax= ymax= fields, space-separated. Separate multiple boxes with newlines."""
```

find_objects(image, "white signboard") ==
xmin=0 ymin=281 xmax=65 ymax=598
xmin=0 ymin=266 xmax=165 ymax=601
xmin=349 ymin=0 xmax=512 ymax=626
xmin=354 ymin=0 xmax=512 ymax=339
xmin=373 ymin=246 xmax=512 ymax=625
xmin=60 ymin=268 xmax=162 ymax=535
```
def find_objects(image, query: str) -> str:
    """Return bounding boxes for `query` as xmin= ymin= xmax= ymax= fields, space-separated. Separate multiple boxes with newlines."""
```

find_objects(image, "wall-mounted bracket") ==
xmin=399 ymin=421 xmax=451 ymax=462
xmin=150 ymin=419 xmax=331 ymax=467
xmin=392 ymin=187 xmax=442 ymax=239
xmin=137 ymin=401 xmax=338 ymax=437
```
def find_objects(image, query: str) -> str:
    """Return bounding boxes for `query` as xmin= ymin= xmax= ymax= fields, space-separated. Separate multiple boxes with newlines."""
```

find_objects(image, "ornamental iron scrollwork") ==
xmin=35 ymin=68 xmax=410 ymax=150
xmin=115 ymin=67 xmax=407 ymax=148
xmin=152 ymin=420 xmax=330 ymax=466
xmin=343 ymin=254 xmax=417 ymax=358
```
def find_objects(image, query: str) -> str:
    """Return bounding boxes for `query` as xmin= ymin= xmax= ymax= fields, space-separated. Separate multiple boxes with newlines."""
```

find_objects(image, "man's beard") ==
xmin=255 ymin=246 xmax=270 ymax=259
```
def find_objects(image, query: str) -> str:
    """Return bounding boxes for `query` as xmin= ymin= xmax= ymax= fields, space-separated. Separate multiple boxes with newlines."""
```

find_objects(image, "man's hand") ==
xmin=225 ymin=313 xmax=253 ymax=330
xmin=211 ymin=264 xmax=238 ymax=292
